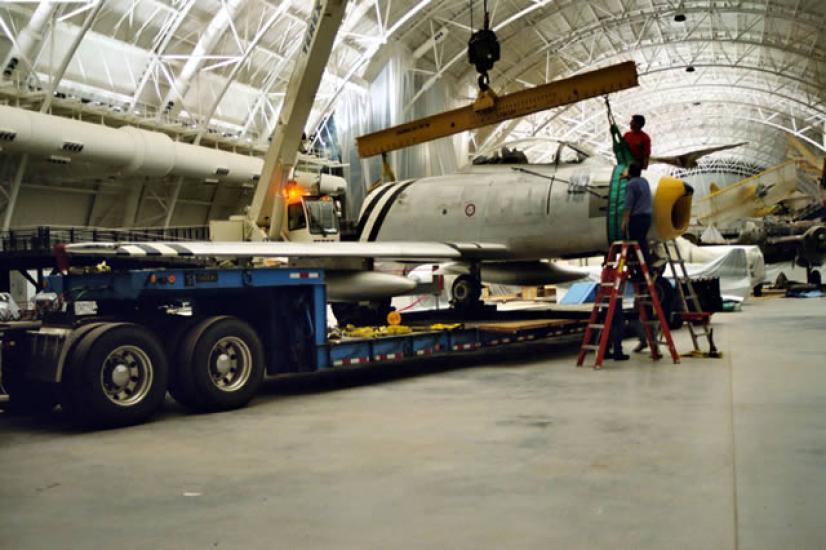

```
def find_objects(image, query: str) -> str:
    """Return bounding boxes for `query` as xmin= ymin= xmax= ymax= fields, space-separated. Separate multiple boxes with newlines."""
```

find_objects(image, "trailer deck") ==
xmin=0 ymin=265 xmax=586 ymax=427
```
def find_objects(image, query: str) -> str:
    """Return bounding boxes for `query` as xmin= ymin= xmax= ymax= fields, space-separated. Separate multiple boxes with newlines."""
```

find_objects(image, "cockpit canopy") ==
xmin=471 ymin=138 xmax=594 ymax=166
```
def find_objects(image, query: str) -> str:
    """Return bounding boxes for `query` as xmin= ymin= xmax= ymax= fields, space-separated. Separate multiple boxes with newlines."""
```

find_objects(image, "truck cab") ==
xmin=286 ymin=194 xmax=341 ymax=242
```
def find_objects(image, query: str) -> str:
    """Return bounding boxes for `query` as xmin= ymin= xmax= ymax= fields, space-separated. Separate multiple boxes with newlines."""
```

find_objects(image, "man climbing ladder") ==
xmin=577 ymin=241 xmax=680 ymax=369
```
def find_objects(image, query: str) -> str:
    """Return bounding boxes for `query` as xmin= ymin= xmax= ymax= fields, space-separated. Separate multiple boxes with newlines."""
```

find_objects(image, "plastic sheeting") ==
xmin=332 ymin=45 xmax=466 ymax=219
xmin=666 ymin=238 xmax=765 ymax=299
xmin=558 ymin=238 xmax=765 ymax=301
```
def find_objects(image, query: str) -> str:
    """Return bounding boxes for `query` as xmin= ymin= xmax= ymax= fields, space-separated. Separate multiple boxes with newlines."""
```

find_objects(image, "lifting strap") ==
xmin=605 ymin=97 xmax=634 ymax=242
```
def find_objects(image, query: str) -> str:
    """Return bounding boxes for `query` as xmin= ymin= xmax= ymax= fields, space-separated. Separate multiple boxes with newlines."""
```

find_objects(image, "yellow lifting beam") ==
xmin=356 ymin=60 xmax=639 ymax=158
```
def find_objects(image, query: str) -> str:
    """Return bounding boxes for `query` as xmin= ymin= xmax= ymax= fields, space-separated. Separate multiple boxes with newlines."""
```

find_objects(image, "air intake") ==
xmin=0 ymin=130 xmax=16 ymax=142
xmin=215 ymin=167 xmax=230 ymax=176
xmin=62 ymin=141 xmax=84 ymax=152
xmin=48 ymin=155 xmax=72 ymax=165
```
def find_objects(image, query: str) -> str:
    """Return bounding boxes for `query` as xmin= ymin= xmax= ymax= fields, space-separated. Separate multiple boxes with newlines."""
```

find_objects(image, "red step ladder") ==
xmin=576 ymin=241 xmax=680 ymax=369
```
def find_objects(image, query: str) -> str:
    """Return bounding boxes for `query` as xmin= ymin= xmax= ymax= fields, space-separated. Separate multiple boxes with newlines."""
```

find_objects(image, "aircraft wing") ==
xmin=652 ymin=142 xmax=748 ymax=169
xmin=63 ymin=241 xmax=511 ymax=261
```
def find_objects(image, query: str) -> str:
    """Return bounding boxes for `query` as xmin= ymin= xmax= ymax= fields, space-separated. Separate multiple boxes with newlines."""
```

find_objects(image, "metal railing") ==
xmin=0 ymin=225 xmax=209 ymax=253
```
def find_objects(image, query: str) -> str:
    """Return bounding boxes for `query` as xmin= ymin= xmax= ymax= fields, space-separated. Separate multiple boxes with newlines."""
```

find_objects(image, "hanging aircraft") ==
xmin=65 ymin=138 xmax=695 ymax=323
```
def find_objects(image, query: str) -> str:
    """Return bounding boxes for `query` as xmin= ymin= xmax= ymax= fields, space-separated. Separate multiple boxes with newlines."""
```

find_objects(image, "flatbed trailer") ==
xmin=0 ymin=265 xmax=585 ymax=428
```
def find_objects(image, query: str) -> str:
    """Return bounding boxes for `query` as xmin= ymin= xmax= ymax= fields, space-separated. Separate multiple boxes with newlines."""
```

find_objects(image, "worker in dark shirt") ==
xmin=599 ymin=261 xmax=629 ymax=361
xmin=612 ymin=164 xmax=653 ymax=355
xmin=608 ymin=294 xmax=629 ymax=361
xmin=621 ymin=163 xmax=653 ymax=267
xmin=623 ymin=115 xmax=651 ymax=169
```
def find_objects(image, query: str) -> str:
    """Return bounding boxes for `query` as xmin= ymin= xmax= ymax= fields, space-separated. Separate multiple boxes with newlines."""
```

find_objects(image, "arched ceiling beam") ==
xmin=195 ymin=2 xmax=289 ymax=131
xmin=479 ymin=62 xmax=823 ymax=155
xmin=540 ymin=92 xmax=825 ymax=154
xmin=538 ymin=84 xmax=824 ymax=144
xmin=403 ymin=0 xmax=559 ymax=111
xmin=158 ymin=0 xmax=248 ymax=117
xmin=1 ymin=0 xmax=58 ymax=76
xmin=542 ymin=102 xmax=810 ymax=163
xmin=486 ymin=2 xmax=825 ymax=87
xmin=128 ymin=0 xmax=197 ymax=109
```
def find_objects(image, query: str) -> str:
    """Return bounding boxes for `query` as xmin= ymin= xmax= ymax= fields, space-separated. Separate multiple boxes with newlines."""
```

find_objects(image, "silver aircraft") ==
xmin=67 ymin=139 xmax=695 ymax=322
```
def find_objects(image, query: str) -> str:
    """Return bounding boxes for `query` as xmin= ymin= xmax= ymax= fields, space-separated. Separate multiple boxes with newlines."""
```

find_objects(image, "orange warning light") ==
xmin=284 ymin=181 xmax=306 ymax=204
xmin=386 ymin=311 xmax=401 ymax=326
xmin=167 ymin=274 xmax=177 ymax=285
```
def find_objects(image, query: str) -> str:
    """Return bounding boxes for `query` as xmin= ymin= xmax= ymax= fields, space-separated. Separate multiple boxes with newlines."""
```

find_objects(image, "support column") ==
xmin=121 ymin=182 xmax=145 ymax=227
xmin=2 ymin=155 xmax=29 ymax=230
xmin=163 ymin=177 xmax=184 ymax=228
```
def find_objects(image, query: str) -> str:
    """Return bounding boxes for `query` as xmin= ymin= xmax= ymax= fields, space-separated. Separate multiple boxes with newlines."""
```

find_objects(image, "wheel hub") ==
xmin=100 ymin=345 xmax=153 ymax=407
xmin=215 ymin=353 xmax=232 ymax=375
xmin=208 ymin=337 xmax=252 ymax=392
xmin=110 ymin=364 xmax=131 ymax=387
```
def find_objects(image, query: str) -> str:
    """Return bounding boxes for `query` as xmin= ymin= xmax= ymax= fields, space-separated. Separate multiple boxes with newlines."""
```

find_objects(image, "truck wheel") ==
xmin=163 ymin=317 xmax=203 ymax=410
xmin=175 ymin=317 xmax=264 ymax=412
xmin=61 ymin=323 xmax=169 ymax=428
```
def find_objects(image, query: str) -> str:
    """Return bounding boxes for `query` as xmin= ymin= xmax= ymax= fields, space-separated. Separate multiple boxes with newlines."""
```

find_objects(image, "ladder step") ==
xmin=581 ymin=345 xmax=600 ymax=351
xmin=588 ymin=323 xmax=605 ymax=329
xmin=643 ymin=320 xmax=660 ymax=325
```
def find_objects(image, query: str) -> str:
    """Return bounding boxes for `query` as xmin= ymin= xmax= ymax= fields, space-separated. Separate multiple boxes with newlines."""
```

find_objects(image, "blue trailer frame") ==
xmin=2 ymin=265 xmax=585 ymax=427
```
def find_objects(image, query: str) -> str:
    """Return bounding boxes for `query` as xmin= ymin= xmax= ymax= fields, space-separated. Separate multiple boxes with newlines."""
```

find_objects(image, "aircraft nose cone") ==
xmin=651 ymin=176 xmax=693 ymax=240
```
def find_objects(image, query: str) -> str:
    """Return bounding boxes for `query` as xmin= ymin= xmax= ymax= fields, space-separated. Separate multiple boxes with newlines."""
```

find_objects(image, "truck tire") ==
xmin=174 ymin=316 xmax=264 ymax=412
xmin=163 ymin=317 xmax=203 ymax=410
xmin=60 ymin=323 xmax=169 ymax=428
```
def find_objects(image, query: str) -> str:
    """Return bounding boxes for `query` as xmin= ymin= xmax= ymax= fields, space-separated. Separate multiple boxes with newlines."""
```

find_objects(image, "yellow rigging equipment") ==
xmin=356 ymin=61 xmax=639 ymax=159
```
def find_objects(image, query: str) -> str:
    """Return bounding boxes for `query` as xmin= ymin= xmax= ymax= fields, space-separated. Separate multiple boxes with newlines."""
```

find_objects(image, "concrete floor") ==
xmin=1 ymin=296 xmax=824 ymax=549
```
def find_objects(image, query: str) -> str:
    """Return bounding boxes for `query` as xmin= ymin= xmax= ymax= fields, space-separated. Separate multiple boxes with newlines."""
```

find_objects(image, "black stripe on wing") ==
xmin=166 ymin=243 xmax=193 ymax=256
xmin=135 ymin=244 xmax=162 ymax=256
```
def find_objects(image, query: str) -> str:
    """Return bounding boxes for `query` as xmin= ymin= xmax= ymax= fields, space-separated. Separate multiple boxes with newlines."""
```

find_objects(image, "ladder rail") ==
xmin=665 ymin=240 xmax=717 ymax=356
xmin=577 ymin=240 xmax=679 ymax=368
xmin=632 ymin=243 xmax=679 ymax=363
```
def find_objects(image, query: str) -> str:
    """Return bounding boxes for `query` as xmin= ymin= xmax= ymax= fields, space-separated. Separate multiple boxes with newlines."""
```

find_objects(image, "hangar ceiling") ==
xmin=0 ymin=0 xmax=824 ymax=225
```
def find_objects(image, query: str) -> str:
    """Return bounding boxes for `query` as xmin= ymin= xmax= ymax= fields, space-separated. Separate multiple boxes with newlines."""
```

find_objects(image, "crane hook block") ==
xmin=467 ymin=28 xmax=500 ymax=76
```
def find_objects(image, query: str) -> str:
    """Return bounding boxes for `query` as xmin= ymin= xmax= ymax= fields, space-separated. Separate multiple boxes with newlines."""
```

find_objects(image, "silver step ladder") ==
xmin=664 ymin=240 xmax=722 ymax=358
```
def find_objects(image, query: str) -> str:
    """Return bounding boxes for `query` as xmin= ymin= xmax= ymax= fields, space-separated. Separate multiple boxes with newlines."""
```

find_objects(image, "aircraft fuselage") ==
xmin=357 ymin=161 xmax=691 ymax=260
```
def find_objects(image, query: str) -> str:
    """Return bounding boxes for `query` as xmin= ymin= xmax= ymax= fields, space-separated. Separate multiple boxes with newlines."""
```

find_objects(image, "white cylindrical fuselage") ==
xmin=358 ymin=161 xmax=691 ymax=259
